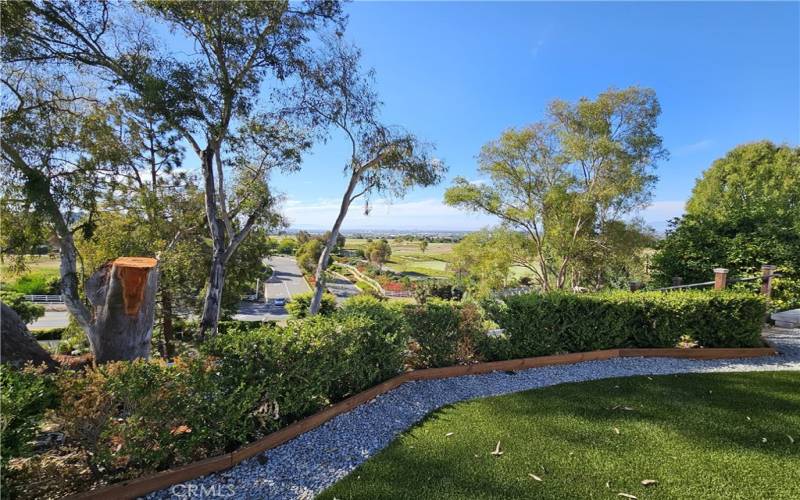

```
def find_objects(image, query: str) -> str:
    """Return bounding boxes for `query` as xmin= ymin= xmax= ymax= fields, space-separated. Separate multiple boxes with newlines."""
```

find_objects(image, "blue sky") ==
xmin=268 ymin=1 xmax=800 ymax=232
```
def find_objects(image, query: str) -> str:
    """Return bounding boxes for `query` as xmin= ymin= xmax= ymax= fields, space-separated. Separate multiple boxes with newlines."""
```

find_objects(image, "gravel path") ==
xmin=151 ymin=329 xmax=800 ymax=499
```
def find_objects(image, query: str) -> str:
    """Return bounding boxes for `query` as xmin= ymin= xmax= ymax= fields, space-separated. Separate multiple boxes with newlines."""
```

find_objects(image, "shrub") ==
xmin=403 ymin=300 xmax=484 ymax=368
xmin=336 ymin=295 xmax=408 ymax=395
xmin=203 ymin=314 xmax=397 ymax=424
xmin=413 ymin=279 xmax=465 ymax=303
xmin=30 ymin=327 xmax=65 ymax=341
xmin=52 ymin=357 xmax=263 ymax=478
xmin=217 ymin=319 xmax=265 ymax=335
xmin=0 ymin=365 xmax=56 ymax=468
xmin=0 ymin=291 xmax=45 ymax=324
xmin=56 ymin=320 xmax=90 ymax=355
xmin=3 ymin=271 xmax=61 ymax=295
xmin=486 ymin=290 xmax=767 ymax=359
xmin=285 ymin=291 xmax=337 ymax=319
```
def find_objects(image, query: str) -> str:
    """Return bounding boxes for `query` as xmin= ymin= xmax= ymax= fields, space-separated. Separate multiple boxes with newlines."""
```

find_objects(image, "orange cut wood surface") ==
xmin=114 ymin=257 xmax=158 ymax=268
xmin=114 ymin=257 xmax=157 ymax=315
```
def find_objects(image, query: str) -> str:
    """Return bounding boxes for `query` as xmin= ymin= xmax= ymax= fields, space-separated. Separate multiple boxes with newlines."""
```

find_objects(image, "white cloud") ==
xmin=282 ymin=197 xmax=498 ymax=231
xmin=674 ymin=139 xmax=713 ymax=156
xmin=282 ymin=197 xmax=687 ymax=233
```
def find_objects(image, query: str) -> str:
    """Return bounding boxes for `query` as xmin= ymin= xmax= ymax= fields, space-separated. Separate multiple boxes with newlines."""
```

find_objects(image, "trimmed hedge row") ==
xmin=482 ymin=291 xmax=766 ymax=360
xmin=1 ymin=291 xmax=767 ymax=498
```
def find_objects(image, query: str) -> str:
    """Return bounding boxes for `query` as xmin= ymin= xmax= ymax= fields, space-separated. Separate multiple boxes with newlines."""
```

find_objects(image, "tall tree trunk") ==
xmin=0 ymin=303 xmax=57 ymax=370
xmin=160 ymin=289 xmax=175 ymax=358
xmin=85 ymin=257 xmax=159 ymax=363
xmin=310 ymin=174 xmax=358 ymax=315
xmin=198 ymin=251 xmax=225 ymax=339
xmin=197 ymin=146 xmax=228 ymax=339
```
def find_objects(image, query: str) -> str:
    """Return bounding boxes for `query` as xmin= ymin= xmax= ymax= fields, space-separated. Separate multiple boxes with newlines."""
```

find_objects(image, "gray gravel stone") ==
xmin=150 ymin=328 xmax=800 ymax=500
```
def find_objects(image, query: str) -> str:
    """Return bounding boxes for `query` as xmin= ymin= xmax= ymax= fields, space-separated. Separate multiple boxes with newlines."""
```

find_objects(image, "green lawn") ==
xmin=320 ymin=371 xmax=800 ymax=500
xmin=1 ymin=256 xmax=61 ymax=294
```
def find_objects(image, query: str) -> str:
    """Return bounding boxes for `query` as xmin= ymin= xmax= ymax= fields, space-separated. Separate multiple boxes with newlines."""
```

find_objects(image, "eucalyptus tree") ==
xmin=0 ymin=66 xmax=135 ymax=357
xmin=445 ymin=87 xmax=667 ymax=290
xmin=10 ymin=0 xmax=345 ymax=336
xmin=297 ymin=40 xmax=446 ymax=315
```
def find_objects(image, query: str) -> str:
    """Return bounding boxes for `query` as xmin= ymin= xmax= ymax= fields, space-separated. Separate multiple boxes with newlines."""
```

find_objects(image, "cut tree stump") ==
xmin=86 ymin=257 xmax=159 ymax=363
xmin=0 ymin=302 xmax=57 ymax=369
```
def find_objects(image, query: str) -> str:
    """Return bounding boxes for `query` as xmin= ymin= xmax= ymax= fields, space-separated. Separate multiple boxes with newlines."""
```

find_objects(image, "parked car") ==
xmin=274 ymin=298 xmax=286 ymax=306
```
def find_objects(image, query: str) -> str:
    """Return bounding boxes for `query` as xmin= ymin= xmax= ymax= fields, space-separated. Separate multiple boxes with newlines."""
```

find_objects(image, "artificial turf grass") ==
xmin=319 ymin=371 xmax=800 ymax=500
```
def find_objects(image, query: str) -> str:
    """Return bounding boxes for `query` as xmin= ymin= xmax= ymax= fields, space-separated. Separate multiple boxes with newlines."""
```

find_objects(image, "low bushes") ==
xmin=285 ymin=291 xmax=337 ymax=318
xmin=485 ymin=290 xmax=766 ymax=360
xmin=403 ymin=300 xmax=484 ymax=368
xmin=0 ymin=365 xmax=56 ymax=471
xmin=1 ymin=290 xmax=769 ymax=497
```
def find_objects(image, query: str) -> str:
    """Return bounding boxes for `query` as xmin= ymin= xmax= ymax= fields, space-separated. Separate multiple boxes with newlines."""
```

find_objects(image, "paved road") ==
xmin=28 ymin=308 xmax=69 ymax=329
xmin=234 ymin=255 xmax=311 ymax=322
xmin=264 ymin=255 xmax=310 ymax=300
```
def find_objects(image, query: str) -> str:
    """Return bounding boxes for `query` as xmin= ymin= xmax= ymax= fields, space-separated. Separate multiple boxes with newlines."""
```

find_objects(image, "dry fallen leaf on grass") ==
xmin=762 ymin=437 xmax=768 ymax=443
xmin=613 ymin=427 xmax=621 ymax=435
xmin=605 ymin=481 xmax=611 ymax=488
xmin=528 ymin=473 xmax=543 ymax=482
xmin=787 ymin=435 xmax=795 ymax=444
xmin=618 ymin=493 xmax=638 ymax=499
xmin=746 ymin=416 xmax=751 ymax=421
xmin=491 ymin=441 xmax=503 ymax=456
xmin=445 ymin=432 xmax=454 ymax=437
xmin=641 ymin=479 xmax=658 ymax=486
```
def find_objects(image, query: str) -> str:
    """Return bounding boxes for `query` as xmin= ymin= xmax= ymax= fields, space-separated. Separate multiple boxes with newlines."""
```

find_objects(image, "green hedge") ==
xmin=3 ymin=291 xmax=769 ymax=497
xmin=30 ymin=327 xmax=65 ymax=341
xmin=486 ymin=290 xmax=766 ymax=360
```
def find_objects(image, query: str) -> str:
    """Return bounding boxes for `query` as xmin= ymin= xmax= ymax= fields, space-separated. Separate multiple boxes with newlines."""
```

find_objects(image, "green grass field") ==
xmin=344 ymin=238 xmax=454 ymax=278
xmin=1 ymin=256 xmax=61 ymax=294
xmin=320 ymin=371 xmax=800 ymax=500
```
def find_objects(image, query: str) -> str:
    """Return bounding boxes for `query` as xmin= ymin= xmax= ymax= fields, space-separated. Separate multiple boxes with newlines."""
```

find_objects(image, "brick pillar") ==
xmin=713 ymin=268 xmax=728 ymax=290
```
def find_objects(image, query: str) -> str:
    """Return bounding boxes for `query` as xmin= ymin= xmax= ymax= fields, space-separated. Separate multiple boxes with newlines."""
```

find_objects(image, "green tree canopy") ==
xmin=651 ymin=141 xmax=800 ymax=309
xmin=366 ymin=239 xmax=392 ymax=269
xmin=445 ymin=87 xmax=666 ymax=290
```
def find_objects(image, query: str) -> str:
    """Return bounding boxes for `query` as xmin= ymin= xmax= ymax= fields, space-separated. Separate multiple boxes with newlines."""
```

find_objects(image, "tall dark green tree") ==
xmin=651 ymin=141 xmax=800 ymax=309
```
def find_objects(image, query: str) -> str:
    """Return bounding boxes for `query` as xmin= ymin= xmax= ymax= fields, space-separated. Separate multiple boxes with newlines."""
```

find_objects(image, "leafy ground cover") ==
xmin=320 ymin=371 xmax=800 ymax=500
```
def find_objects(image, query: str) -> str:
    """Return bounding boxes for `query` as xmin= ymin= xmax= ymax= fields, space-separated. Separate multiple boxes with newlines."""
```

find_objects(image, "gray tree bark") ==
xmin=310 ymin=173 xmax=359 ymax=315
xmin=85 ymin=257 xmax=160 ymax=363
xmin=0 ymin=302 xmax=57 ymax=370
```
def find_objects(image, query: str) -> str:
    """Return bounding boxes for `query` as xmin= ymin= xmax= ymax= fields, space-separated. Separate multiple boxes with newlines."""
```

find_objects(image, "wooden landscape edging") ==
xmin=67 ymin=344 xmax=779 ymax=500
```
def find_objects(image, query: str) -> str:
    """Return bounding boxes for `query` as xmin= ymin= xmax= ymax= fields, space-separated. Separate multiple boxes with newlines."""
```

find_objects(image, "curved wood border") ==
xmin=67 ymin=345 xmax=778 ymax=499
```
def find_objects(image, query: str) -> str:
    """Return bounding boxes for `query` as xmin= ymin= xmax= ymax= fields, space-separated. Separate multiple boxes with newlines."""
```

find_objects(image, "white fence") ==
xmin=24 ymin=294 xmax=65 ymax=303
